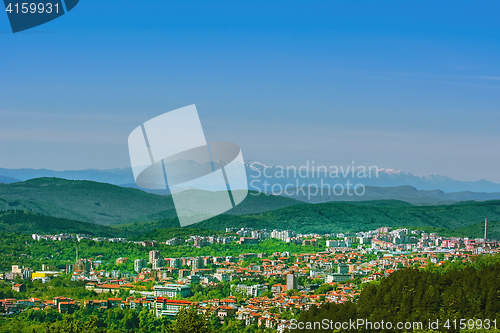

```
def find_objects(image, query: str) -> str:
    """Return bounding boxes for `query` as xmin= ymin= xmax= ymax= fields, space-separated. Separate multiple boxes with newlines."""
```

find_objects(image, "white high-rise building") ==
xmin=134 ymin=259 xmax=147 ymax=273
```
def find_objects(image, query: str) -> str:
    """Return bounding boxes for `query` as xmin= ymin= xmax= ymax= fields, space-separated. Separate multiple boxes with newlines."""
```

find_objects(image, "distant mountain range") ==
xmin=1 ymin=162 xmax=499 ymax=194
xmin=245 ymin=162 xmax=500 ymax=193
xmin=279 ymin=185 xmax=500 ymax=205
xmin=0 ymin=175 xmax=20 ymax=184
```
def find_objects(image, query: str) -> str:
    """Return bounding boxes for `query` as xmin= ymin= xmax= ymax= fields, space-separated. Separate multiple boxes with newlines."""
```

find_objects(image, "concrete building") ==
xmin=166 ymin=238 xmax=183 ymax=246
xmin=152 ymin=259 xmax=165 ymax=269
xmin=326 ymin=274 xmax=352 ymax=283
xmin=302 ymin=239 xmax=318 ymax=247
xmin=326 ymin=240 xmax=351 ymax=248
xmin=170 ymin=258 xmax=182 ymax=269
xmin=271 ymin=230 xmax=296 ymax=242
xmin=149 ymin=251 xmax=161 ymax=264
xmin=235 ymin=284 xmax=268 ymax=297
xmin=286 ymin=273 xmax=298 ymax=291
xmin=191 ymin=257 xmax=204 ymax=270
xmin=134 ymin=259 xmax=147 ymax=273
xmin=178 ymin=269 xmax=190 ymax=278
xmin=214 ymin=273 xmax=230 ymax=282
xmin=338 ymin=264 xmax=349 ymax=274
xmin=154 ymin=298 xmax=193 ymax=319
xmin=153 ymin=284 xmax=191 ymax=298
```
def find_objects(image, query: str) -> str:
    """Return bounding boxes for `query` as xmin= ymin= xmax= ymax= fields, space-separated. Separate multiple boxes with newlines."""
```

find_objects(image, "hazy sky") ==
xmin=1 ymin=1 xmax=500 ymax=182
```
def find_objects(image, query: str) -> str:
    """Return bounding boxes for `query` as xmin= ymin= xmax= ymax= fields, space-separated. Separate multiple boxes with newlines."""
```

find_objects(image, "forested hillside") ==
xmin=192 ymin=199 xmax=500 ymax=234
xmin=0 ymin=178 xmax=300 ymax=225
xmin=295 ymin=255 xmax=500 ymax=332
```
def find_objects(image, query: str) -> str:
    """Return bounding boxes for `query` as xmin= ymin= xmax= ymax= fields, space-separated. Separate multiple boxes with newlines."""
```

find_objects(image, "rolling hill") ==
xmin=401 ymin=221 xmax=500 ymax=241
xmin=1 ymin=178 xmax=500 ymax=239
xmin=0 ymin=210 xmax=130 ymax=237
xmin=2 ymin=199 xmax=500 ymax=241
xmin=188 ymin=199 xmax=500 ymax=235
xmin=0 ymin=178 xmax=301 ymax=225
xmin=116 ymin=199 xmax=500 ymax=237
xmin=0 ymin=178 xmax=177 ymax=225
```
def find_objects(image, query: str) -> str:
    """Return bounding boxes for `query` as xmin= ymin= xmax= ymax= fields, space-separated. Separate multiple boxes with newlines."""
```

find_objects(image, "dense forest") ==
xmin=0 ymin=178 xmax=298 ymax=225
xmin=0 ymin=305 xmax=269 ymax=333
xmin=294 ymin=255 xmax=500 ymax=332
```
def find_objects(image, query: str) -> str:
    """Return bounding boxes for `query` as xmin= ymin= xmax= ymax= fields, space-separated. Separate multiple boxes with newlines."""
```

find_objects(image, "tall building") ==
xmin=152 ymin=259 xmax=165 ymax=269
xmin=193 ymin=238 xmax=209 ymax=248
xmin=191 ymin=257 xmax=204 ymax=270
xmin=271 ymin=230 xmax=296 ymax=242
xmin=134 ymin=259 xmax=147 ymax=273
xmin=75 ymin=259 xmax=91 ymax=272
xmin=178 ymin=269 xmax=190 ymax=278
xmin=22 ymin=268 xmax=33 ymax=280
xmin=42 ymin=264 xmax=56 ymax=271
xmin=235 ymin=284 xmax=268 ymax=297
xmin=286 ymin=273 xmax=298 ymax=291
xmin=149 ymin=250 xmax=161 ymax=264
xmin=170 ymin=258 xmax=182 ymax=269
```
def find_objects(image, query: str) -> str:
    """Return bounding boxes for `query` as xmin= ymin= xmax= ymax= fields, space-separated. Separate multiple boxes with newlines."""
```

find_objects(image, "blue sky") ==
xmin=1 ymin=1 xmax=500 ymax=181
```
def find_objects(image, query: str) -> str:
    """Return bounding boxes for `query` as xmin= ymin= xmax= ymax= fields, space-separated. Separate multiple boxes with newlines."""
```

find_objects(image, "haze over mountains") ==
xmin=1 ymin=162 xmax=500 ymax=204
xmin=245 ymin=162 xmax=500 ymax=193
xmin=279 ymin=185 xmax=500 ymax=205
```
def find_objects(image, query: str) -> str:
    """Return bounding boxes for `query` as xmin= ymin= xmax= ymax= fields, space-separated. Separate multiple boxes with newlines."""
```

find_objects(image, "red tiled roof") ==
xmin=155 ymin=298 xmax=193 ymax=305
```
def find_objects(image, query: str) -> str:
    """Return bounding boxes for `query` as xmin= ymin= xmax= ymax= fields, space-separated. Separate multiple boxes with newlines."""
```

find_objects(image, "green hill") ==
xmin=0 ymin=210 xmax=130 ymax=237
xmin=93 ymin=198 xmax=500 ymax=237
xmin=0 ymin=178 xmax=301 ymax=225
xmin=452 ymin=220 xmax=500 ymax=240
xmin=0 ymin=178 xmax=177 ymax=225
xmin=3 ymin=199 xmax=500 ymax=241
xmin=188 ymin=199 xmax=500 ymax=234
xmin=2 ymin=178 xmax=500 ymax=239
xmin=116 ymin=199 xmax=500 ymax=237
xmin=398 ymin=222 xmax=500 ymax=240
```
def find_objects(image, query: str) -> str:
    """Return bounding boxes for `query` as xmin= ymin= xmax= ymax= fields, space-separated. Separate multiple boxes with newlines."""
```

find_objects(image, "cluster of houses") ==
xmin=1 ymin=273 xmax=359 ymax=333
xmin=0 ymin=296 xmax=77 ymax=314
xmin=3 ymin=227 xmax=498 ymax=331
